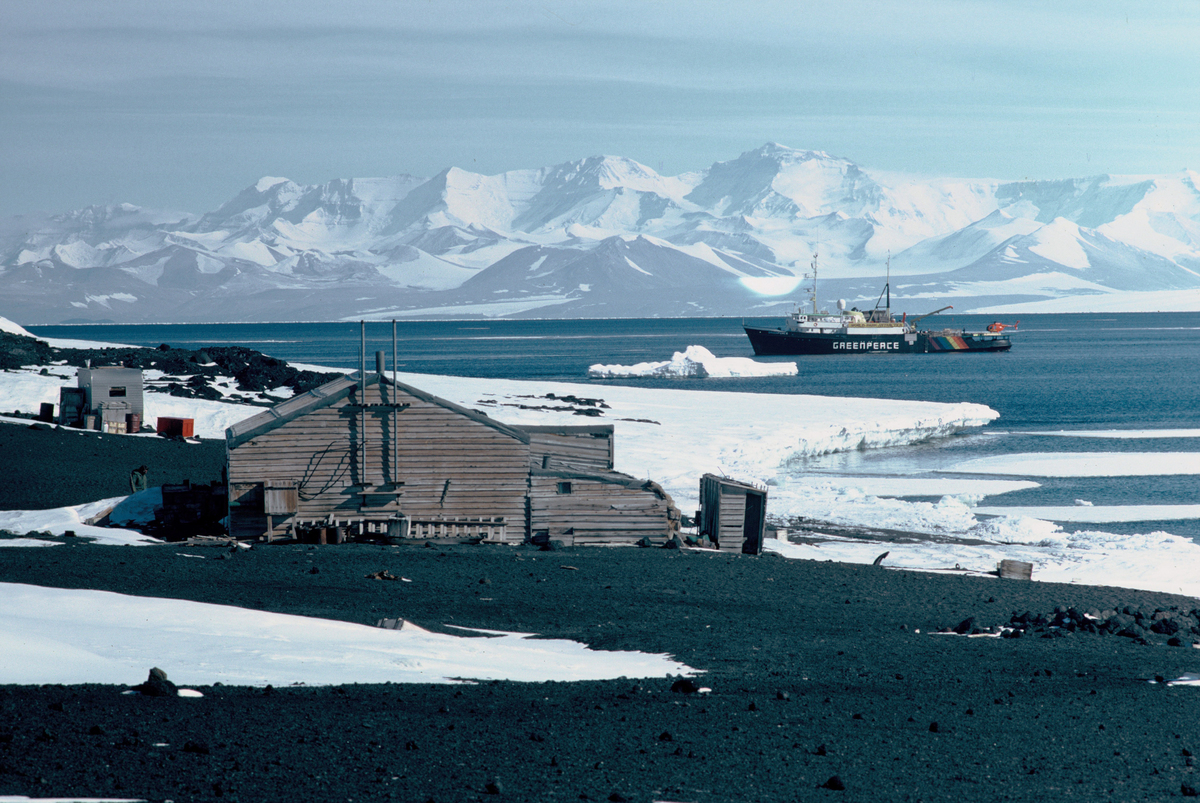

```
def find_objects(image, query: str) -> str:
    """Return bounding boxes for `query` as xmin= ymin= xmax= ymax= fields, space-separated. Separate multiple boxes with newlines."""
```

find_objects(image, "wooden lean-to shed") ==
xmin=698 ymin=473 xmax=767 ymax=555
xmin=225 ymin=370 xmax=679 ymax=545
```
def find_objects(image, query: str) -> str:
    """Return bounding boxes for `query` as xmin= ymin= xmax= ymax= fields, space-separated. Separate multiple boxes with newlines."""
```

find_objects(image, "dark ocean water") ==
xmin=29 ymin=313 xmax=1200 ymax=538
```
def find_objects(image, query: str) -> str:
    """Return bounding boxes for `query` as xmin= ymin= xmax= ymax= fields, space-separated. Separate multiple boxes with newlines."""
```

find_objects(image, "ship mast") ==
xmin=804 ymin=252 xmax=819 ymax=315
xmin=885 ymin=252 xmax=890 ymax=312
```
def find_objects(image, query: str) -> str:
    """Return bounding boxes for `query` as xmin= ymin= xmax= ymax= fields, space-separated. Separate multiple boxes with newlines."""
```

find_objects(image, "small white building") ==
xmin=60 ymin=366 xmax=144 ymax=432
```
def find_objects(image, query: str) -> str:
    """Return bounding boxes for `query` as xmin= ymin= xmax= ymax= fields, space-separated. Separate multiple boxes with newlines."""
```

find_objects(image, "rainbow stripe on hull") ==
xmin=927 ymin=335 xmax=971 ymax=351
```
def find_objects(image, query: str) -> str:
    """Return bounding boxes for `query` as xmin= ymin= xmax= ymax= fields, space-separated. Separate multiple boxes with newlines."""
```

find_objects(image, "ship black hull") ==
xmin=743 ymin=325 xmax=1012 ymax=355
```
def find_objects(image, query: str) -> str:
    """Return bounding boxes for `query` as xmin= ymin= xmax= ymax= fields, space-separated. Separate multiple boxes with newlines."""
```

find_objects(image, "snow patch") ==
xmin=255 ymin=176 xmax=290 ymax=193
xmin=0 ymin=583 xmax=698 ymax=686
xmin=0 ymin=317 xmax=34 ymax=338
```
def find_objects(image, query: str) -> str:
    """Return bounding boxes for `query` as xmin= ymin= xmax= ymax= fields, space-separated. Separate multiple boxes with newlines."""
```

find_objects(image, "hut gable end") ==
xmin=227 ymin=373 xmax=531 ymax=542
xmin=225 ymin=372 xmax=680 ymax=546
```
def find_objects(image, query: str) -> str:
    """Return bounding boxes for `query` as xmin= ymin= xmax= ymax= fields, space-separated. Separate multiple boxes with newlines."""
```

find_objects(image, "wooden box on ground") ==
xmin=699 ymin=474 xmax=767 ymax=555
xmin=998 ymin=559 xmax=1033 ymax=580
xmin=57 ymin=387 xmax=87 ymax=427
xmin=157 ymin=417 xmax=195 ymax=438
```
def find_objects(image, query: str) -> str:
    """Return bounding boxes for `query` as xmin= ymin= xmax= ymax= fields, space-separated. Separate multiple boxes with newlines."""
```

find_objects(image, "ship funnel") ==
xmin=837 ymin=299 xmax=847 ymax=311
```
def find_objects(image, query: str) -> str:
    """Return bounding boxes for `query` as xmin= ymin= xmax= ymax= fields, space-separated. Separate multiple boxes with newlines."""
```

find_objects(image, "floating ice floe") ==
xmin=587 ymin=345 xmax=797 ymax=378
xmin=1027 ymin=428 xmax=1200 ymax=439
xmin=0 ymin=583 xmax=699 ymax=686
xmin=944 ymin=452 xmax=1200 ymax=477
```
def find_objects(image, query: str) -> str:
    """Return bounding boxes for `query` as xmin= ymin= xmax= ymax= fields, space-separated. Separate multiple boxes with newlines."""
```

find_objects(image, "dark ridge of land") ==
xmin=1 ymin=329 xmax=340 ymax=398
xmin=3 ymin=541 xmax=1200 ymax=803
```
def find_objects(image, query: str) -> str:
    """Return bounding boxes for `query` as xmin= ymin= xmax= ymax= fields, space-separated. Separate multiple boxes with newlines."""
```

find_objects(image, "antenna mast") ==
xmin=885 ymin=252 xmax=891 ymax=312
xmin=804 ymin=251 xmax=819 ymax=314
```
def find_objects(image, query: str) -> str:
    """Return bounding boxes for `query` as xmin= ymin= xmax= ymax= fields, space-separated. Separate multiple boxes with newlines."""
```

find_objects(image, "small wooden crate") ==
xmin=998 ymin=559 xmax=1033 ymax=580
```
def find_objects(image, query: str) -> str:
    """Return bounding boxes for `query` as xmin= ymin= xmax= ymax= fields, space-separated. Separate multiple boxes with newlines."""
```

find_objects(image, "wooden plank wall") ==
xmin=228 ymin=382 xmax=530 ymax=541
xmin=698 ymin=475 xmax=722 ymax=543
xmin=716 ymin=489 xmax=747 ymax=552
xmin=527 ymin=429 xmax=613 ymax=472
xmin=529 ymin=474 xmax=673 ymax=545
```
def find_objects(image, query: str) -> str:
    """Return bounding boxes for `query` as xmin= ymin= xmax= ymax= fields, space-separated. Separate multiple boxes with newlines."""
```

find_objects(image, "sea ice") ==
xmin=972 ymin=504 xmax=1200 ymax=523
xmin=1026 ymin=428 xmax=1200 ymax=439
xmin=943 ymin=452 xmax=1200 ymax=477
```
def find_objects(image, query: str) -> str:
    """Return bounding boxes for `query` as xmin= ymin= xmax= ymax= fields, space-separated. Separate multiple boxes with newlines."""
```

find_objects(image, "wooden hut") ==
xmin=225 ymin=371 xmax=679 ymax=545
xmin=698 ymin=474 xmax=767 ymax=555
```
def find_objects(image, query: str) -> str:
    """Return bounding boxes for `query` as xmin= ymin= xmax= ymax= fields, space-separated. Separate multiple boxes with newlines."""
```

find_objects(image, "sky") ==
xmin=2 ymin=0 xmax=1199 ymax=217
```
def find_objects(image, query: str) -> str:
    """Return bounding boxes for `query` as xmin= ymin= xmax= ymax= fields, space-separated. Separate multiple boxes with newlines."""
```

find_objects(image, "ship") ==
xmin=743 ymin=254 xmax=1016 ymax=355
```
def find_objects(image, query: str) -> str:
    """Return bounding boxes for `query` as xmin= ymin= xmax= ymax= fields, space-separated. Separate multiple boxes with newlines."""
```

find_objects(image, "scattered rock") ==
xmin=821 ymin=775 xmax=846 ymax=791
xmin=670 ymin=678 xmax=701 ymax=694
xmin=365 ymin=569 xmax=397 ymax=580
xmin=132 ymin=667 xmax=178 ymax=697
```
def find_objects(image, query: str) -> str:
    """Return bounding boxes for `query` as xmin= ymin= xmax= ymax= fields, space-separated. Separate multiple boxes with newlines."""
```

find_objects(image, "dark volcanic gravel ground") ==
xmin=5 ymin=542 xmax=1200 ymax=802
xmin=0 ymin=421 xmax=225 ymax=511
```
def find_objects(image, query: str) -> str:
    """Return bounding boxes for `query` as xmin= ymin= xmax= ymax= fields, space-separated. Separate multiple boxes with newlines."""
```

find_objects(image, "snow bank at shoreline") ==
xmin=392 ymin=370 xmax=997 ymax=512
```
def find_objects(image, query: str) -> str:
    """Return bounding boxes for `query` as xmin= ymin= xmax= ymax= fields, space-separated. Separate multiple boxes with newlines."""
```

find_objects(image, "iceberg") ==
xmin=587 ymin=345 xmax=797 ymax=378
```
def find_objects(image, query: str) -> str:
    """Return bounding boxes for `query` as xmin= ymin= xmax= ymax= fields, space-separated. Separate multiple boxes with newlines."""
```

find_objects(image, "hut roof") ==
xmin=700 ymin=473 xmax=766 ymax=494
xmin=226 ymin=372 xmax=531 ymax=449
xmin=521 ymin=424 xmax=614 ymax=436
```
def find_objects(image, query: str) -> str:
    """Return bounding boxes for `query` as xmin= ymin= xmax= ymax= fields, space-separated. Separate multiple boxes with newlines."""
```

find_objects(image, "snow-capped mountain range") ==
xmin=4 ymin=143 xmax=1200 ymax=323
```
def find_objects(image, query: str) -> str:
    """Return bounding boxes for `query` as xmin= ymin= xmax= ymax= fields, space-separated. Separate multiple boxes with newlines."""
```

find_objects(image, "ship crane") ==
xmin=909 ymin=305 xmax=953 ymax=327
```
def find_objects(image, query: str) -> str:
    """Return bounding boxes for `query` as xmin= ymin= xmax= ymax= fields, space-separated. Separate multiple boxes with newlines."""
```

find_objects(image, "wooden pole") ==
xmin=360 ymin=321 xmax=366 ymax=487
xmin=392 ymin=319 xmax=398 ymax=487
